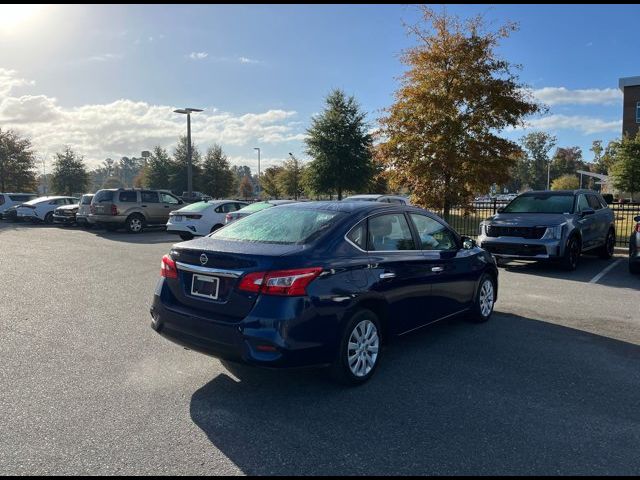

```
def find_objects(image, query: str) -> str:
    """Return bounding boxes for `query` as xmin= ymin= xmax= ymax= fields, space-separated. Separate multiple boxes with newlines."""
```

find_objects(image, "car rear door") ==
xmin=141 ymin=191 xmax=163 ymax=223
xmin=366 ymin=212 xmax=438 ymax=334
xmin=408 ymin=213 xmax=478 ymax=321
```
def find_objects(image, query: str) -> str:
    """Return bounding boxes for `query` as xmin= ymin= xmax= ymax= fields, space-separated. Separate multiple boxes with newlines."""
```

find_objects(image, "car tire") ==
xmin=331 ymin=309 xmax=382 ymax=386
xmin=179 ymin=232 xmax=193 ymax=241
xmin=630 ymin=261 xmax=640 ymax=275
xmin=210 ymin=224 xmax=223 ymax=233
xmin=467 ymin=273 xmax=496 ymax=323
xmin=561 ymin=235 xmax=581 ymax=271
xmin=126 ymin=214 xmax=145 ymax=234
xmin=44 ymin=212 xmax=54 ymax=224
xmin=598 ymin=229 xmax=615 ymax=259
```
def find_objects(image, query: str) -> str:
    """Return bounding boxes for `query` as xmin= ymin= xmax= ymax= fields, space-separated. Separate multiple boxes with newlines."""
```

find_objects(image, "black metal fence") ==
xmin=432 ymin=200 xmax=639 ymax=248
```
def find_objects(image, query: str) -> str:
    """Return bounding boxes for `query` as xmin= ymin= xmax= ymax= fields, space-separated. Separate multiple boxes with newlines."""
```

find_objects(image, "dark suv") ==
xmin=90 ymin=188 xmax=184 ymax=233
xmin=478 ymin=190 xmax=615 ymax=270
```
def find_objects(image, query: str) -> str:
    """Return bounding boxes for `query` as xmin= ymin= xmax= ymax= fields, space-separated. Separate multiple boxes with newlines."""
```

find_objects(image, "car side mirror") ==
xmin=178 ymin=199 xmax=184 ymax=205
xmin=461 ymin=236 xmax=477 ymax=250
xmin=581 ymin=208 xmax=595 ymax=217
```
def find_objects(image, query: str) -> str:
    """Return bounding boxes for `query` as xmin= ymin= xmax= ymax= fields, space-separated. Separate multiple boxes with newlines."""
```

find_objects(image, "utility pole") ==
xmin=173 ymin=108 xmax=203 ymax=198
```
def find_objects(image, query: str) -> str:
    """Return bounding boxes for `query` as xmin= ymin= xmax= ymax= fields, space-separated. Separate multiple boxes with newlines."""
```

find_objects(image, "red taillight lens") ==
xmin=160 ymin=254 xmax=178 ymax=279
xmin=225 ymin=213 xmax=233 ymax=222
xmin=110 ymin=204 xmax=117 ymax=215
xmin=237 ymin=271 xmax=265 ymax=293
xmin=238 ymin=267 xmax=322 ymax=296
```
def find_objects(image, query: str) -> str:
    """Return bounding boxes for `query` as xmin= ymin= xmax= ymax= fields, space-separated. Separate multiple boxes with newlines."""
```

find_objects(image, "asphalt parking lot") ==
xmin=1 ymin=221 xmax=638 ymax=475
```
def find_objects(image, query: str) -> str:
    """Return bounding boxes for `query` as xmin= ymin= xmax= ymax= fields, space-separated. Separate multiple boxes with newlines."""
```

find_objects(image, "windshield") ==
xmin=238 ymin=202 xmax=273 ymax=213
xmin=211 ymin=207 xmax=344 ymax=245
xmin=502 ymin=194 xmax=575 ymax=214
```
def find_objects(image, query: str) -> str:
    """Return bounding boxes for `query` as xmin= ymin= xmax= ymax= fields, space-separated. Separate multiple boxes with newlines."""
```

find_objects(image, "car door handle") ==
xmin=431 ymin=266 xmax=444 ymax=272
xmin=379 ymin=272 xmax=396 ymax=279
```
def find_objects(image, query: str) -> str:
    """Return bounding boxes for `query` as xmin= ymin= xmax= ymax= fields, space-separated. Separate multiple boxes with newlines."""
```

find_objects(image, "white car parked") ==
xmin=166 ymin=199 xmax=248 ymax=240
xmin=16 ymin=196 xmax=79 ymax=224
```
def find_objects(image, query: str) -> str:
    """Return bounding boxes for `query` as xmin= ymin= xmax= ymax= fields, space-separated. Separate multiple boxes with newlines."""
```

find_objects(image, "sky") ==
xmin=0 ymin=4 xmax=638 ymax=173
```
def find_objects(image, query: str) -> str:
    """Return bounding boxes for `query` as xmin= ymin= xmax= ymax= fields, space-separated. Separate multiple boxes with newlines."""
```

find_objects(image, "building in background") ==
xmin=619 ymin=76 xmax=640 ymax=137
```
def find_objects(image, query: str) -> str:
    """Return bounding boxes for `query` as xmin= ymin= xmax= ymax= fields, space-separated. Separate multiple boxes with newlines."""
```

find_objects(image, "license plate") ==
xmin=191 ymin=274 xmax=220 ymax=300
xmin=173 ymin=215 xmax=183 ymax=222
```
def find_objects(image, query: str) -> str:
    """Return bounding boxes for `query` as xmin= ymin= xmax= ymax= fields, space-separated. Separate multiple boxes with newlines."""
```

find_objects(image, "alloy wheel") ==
xmin=347 ymin=320 xmax=379 ymax=378
xmin=479 ymin=278 xmax=494 ymax=318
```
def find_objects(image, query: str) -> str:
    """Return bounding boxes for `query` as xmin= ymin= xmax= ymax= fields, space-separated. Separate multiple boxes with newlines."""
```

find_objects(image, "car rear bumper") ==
xmin=150 ymin=279 xmax=337 ymax=368
xmin=478 ymin=236 xmax=562 ymax=259
xmin=166 ymin=222 xmax=203 ymax=236
xmin=53 ymin=214 xmax=76 ymax=224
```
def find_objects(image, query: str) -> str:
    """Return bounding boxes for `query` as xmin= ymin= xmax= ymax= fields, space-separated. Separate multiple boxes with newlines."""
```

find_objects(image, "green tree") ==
xmin=551 ymin=174 xmax=579 ymax=191
xmin=145 ymin=146 xmax=173 ymax=189
xmin=378 ymin=7 xmax=541 ymax=218
xmin=610 ymin=132 xmax=640 ymax=200
xmin=520 ymin=132 xmax=557 ymax=190
xmin=260 ymin=166 xmax=283 ymax=199
xmin=278 ymin=155 xmax=305 ymax=199
xmin=550 ymin=146 xmax=586 ymax=181
xmin=201 ymin=144 xmax=234 ymax=198
xmin=238 ymin=175 xmax=254 ymax=200
xmin=0 ymin=129 xmax=38 ymax=192
xmin=118 ymin=156 xmax=143 ymax=187
xmin=102 ymin=176 xmax=124 ymax=189
xmin=169 ymin=136 xmax=202 ymax=194
xmin=305 ymin=89 xmax=373 ymax=200
xmin=50 ymin=146 xmax=89 ymax=195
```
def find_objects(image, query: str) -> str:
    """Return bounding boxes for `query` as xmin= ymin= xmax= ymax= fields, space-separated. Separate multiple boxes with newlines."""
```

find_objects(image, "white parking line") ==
xmin=589 ymin=259 xmax=622 ymax=284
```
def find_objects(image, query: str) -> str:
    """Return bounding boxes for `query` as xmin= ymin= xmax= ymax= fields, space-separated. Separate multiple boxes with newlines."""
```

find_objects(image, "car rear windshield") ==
xmin=80 ymin=195 xmax=93 ymax=205
xmin=211 ymin=207 xmax=344 ymax=245
xmin=502 ymin=194 xmax=575 ymax=214
xmin=238 ymin=202 xmax=274 ymax=213
xmin=94 ymin=190 xmax=114 ymax=203
xmin=177 ymin=201 xmax=213 ymax=213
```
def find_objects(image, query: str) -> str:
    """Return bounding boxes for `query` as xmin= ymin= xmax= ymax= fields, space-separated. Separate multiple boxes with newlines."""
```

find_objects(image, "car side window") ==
xmin=235 ymin=203 xmax=246 ymax=211
xmin=587 ymin=194 xmax=602 ymax=210
xmin=410 ymin=214 xmax=457 ymax=251
xmin=119 ymin=191 xmax=137 ymax=203
xmin=161 ymin=193 xmax=179 ymax=204
xmin=346 ymin=221 xmax=367 ymax=250
xmin=221 ymin=203 xmax=237 ymax=213
xmin=367 ymin=214 xmax=416 ymax=251
xmin=576 ymin=194 xmax=590 ymax=213
xmin=141 ymin=191 xmax=159 ymax=203
xmin=388 ymin=198 xmax=404 ymax=205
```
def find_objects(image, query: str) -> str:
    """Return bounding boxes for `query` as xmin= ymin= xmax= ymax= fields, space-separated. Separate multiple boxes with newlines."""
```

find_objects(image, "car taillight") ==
xmin=160 ymin=254 xmax=178 ymax=279
xmin=238 ymin=267 xmax=322 ymax=296
xmin=111 ymin=204 xmax=117 ymax=215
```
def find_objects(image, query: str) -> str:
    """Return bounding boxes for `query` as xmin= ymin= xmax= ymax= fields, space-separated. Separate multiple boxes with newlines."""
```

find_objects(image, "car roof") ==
xmin=343 ymin=194 xmax=384 ymax=200
xmin=266 ymin=199 xmax=299 ymax=205
xmin=277 ymin=201 xmax=396 ymax=213
xmin=521 ymin=189 xmax=599 ymax=196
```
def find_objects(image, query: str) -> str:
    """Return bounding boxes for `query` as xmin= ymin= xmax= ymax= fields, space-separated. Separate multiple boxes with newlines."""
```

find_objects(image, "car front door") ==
xmin=141 ymin=191 xmax=162 ymax=223
xmin=160 ymin=192 xmax=181 ymax=222
xmin=366 ymin=212 xmax=439 ymax=334
xmin=408 ymin=213 xmax=478 ymax=321
xmin=587 ymin=194 xmax=609 ymax=246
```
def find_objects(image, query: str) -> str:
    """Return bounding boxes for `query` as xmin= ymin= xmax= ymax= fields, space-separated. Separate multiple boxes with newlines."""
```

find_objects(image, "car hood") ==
xmin=485 ymin=212 xmax=571 ymax=227
xmin=57 ymin=204 xmax=79 ymax=211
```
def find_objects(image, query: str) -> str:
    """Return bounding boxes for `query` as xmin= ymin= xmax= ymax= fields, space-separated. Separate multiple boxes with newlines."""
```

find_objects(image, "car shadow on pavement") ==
xmin=90 ymin=227 xmax=178 ymax=245
xmin=189 ymin=312 xmax=640 ymax=475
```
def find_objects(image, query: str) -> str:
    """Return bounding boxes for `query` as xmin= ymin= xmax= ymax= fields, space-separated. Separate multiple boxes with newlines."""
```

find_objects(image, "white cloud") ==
xmin=85 ymin=53 xmax=123 ymax=62
xmin=0 ymin=69 xmax=305 ymax=168
xmin=525 ymin=114 xmax=621 ymax=134
xmin=533 ymin=87 xmax=621 ymax=106
xmin=188 ymin=52 xmax=208 ymax=60
xmin=0 ymin=68 xmax=35 ymax=96
xmin=238 ymin=56 xmax=261 ymax=65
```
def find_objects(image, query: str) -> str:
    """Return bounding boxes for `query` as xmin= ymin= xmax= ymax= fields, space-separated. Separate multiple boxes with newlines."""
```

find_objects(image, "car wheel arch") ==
xmin=347 ymin=297 xmax=391 ymax=343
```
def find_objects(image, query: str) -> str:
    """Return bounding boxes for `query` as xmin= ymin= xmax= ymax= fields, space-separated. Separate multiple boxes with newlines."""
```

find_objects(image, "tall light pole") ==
xmin=174 ymin=107 xmax=203 ymax=198
xmin=253 ymin=147 xmax=261 ymax=198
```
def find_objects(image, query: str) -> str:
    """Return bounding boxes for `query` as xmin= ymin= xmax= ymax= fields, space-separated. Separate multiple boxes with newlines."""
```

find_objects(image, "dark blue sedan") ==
xmin=150 ymin=202 xmax=498 ymax=384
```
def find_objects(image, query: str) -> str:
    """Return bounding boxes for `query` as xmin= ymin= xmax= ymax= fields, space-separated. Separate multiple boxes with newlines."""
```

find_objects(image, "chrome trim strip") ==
xmin=492 ymin=254 xmax=550 ymax=259
xmin=175 ymin=261 xmax=243 ymax=278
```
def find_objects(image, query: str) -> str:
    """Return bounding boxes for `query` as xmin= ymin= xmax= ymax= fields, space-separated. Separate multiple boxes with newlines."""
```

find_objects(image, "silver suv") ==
xmin=90 ymin=189 xmax=184 ymax=233
xmin=478 ymin=190 xmax=615 ymax=270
